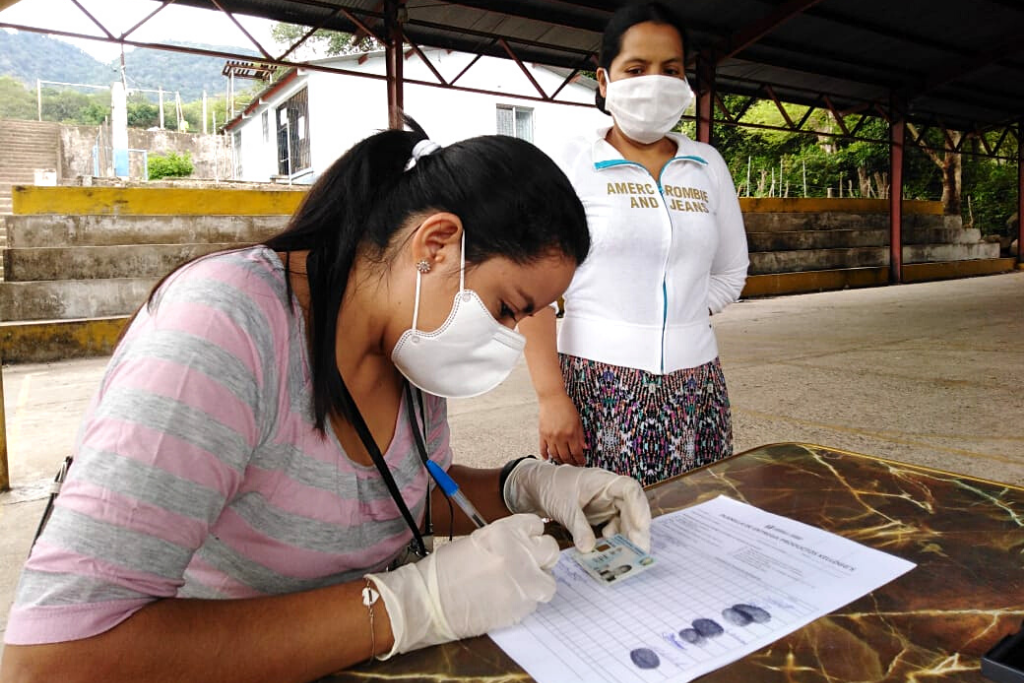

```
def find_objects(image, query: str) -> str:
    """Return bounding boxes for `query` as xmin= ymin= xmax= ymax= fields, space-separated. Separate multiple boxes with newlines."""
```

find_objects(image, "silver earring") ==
xmin=416 ymin=260 xmax=432 ymax=273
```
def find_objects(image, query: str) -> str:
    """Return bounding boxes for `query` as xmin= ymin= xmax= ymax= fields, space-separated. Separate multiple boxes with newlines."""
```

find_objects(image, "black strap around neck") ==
xmin=336 ymin=375 xmax=431 ymax=557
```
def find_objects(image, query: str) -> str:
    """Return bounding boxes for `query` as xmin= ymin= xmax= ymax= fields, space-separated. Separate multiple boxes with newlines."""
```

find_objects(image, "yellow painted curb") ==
xmin=742 ymin=267 xmax=889 ymax=297
xmin=738 ymin=197 xmax=942 ymax=215
xmin=742 ymin=259 xmax=1016 ymax=297
xmin=903 ymin=258 xmax=1016 ymax=282
xmin=0 ymin=317 xmax=130 ymax=363
xmin=12 ymin=186 xmax=307 ymax=216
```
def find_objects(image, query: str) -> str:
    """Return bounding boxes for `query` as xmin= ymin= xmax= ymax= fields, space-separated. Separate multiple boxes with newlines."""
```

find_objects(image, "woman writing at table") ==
xmin=1 ymin=121 xmax=651 ymax=683
xmin=520 ymin=2 xmax=749 ymax=486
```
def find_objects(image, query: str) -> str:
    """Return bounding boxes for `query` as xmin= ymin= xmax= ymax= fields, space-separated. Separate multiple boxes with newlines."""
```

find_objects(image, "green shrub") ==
xmin=148 ymin=151 xmax=194 ymax=181
xmin=965 ymin=161 xmax=1017 ymax=237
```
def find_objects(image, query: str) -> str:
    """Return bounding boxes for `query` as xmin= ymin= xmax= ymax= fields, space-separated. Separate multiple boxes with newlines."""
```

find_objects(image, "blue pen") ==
xmin=426 ymin=461 xmax=488 ymax=528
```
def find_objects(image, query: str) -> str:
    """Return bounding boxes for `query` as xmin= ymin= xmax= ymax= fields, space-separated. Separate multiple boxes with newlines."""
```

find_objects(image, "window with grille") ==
xmin=261 ymin=110 xmax=269 ymax=142
xmin=276 ymin=88 xmax=311 ymax=175
xmin=496 ymin=105 xmax=534 ymax=142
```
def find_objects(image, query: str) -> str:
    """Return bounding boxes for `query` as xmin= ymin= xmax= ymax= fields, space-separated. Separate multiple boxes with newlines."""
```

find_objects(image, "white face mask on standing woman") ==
xmin=391 ymin=233 xmax=527 ymax=399
xmin=604 ymin=74 xmax=693 ymax=144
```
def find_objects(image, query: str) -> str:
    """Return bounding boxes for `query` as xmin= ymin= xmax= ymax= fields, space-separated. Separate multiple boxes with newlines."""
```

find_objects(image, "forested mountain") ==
xmin=0 ymin=29 xmax=109 ymax=86
xmin=0 ymin=29 xmax=255 ymax=100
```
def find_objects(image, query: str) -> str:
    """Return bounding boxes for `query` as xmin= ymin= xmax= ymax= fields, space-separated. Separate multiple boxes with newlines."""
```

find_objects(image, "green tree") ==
xmin=271 ymin=22 xmax=379 ymax=57
xmin=40 ymin=88 xmax=108 ymax=124
xmin=0 ymin=76 xmax=37 ymax=120
xmin=127 ymin=96 xmax=159 ymax=128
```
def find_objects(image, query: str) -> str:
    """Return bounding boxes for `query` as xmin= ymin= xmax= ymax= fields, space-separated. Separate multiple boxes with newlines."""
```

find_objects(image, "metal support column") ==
xmin=889 ymin=99 xmax=905 ymax=284
xmin=0 ymin=367 xmax=8 ymax=492
xmin=384 ymin=0 xmax=405 ymax=129
xmin=1018 ymin=120 xmax=1023 ymax=266
xmin=695 ymin=50 xmax=715 ymax=144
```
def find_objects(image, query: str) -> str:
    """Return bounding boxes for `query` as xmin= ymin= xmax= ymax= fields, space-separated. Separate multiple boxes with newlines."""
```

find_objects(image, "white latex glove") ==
xmin=504 ymin=459 xmax=652 ymax=553
xmin=366 ymin=513 xmax=559 ymax=658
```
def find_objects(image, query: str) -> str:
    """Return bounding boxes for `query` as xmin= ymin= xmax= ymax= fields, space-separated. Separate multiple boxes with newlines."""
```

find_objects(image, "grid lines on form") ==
xmin=489 ymin=496 xmax=916 ymax=683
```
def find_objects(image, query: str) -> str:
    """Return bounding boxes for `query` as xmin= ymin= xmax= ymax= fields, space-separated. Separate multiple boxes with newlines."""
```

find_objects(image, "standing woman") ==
xmin=1 ymin=121 xmax=651 ymax=683
xmin=520 ymin=2 xmax=749 ymax=486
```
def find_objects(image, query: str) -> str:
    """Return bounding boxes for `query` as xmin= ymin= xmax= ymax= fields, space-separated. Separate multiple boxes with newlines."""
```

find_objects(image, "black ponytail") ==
xmin=265 ymin=116 xmax=589 ymax=433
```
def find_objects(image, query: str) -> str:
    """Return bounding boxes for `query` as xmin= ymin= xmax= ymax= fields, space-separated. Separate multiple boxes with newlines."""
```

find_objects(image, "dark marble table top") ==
xmin=324 ymin=443 xmax=1024 ymax=682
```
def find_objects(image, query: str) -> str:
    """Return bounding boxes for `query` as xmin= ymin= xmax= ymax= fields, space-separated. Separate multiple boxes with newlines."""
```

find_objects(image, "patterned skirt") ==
xmin=559 ymin=354 xmax=733 ymax=487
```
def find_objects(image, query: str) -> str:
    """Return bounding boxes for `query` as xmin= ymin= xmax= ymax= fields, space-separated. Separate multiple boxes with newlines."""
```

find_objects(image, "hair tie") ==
xmin=404 ymin=139 xmax=442 ymax=172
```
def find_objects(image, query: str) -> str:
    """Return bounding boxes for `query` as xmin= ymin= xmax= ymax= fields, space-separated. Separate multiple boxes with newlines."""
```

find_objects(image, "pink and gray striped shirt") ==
xmin=5 ymin=246 xmax=451 ymax=645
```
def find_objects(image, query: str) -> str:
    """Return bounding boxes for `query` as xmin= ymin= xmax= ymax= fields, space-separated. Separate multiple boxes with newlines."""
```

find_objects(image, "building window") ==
xmin=496 ymin=105 xmax=533 ymax=142
xmin=261 ymin=110 xmax=269 ymax=142
xmin=276 ymin=87 xmax=311 ymax=175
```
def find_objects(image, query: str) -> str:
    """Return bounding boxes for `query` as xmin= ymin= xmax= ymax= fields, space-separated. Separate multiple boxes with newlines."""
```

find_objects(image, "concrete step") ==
xmin=3 ymin=214 xmax=288 ymax=248
xmin=747 ymin=227 xmax=984 ymax=251
xmin=0 ymin=277 xmax=157 ymax=320
xmin=0 ymin=173 xmax=54 ymax=182
xmin=0 ymin=138 xmax=59 ymax=147
xmin=0 ymin=151 xmax=57 ymax=158
xmin=742 ymin=211 xmax=961 ymax=233
xmin=2 ymin=243 xmax=240 ymax=281
xmin=0 ymin=140 xmax=58 ymax=148
xmin=749 ymin=242 xmax=1002 ymax=275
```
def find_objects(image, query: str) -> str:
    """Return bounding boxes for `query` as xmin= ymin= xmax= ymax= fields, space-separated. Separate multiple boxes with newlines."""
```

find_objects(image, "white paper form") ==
xmin=490 ymin=495 xmax=916 ymax=683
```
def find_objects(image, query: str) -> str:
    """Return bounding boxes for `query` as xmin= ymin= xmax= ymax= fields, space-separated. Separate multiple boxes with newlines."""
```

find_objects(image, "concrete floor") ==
xmin=0 ymin=270 xmax=1022 ymax=645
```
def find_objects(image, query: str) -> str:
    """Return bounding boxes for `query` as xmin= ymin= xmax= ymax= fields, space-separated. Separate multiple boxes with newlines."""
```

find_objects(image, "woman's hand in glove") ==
xmin=365 ymin=513 xmax=559 ymax=658
xmin=504 ymin=459 xmax=652 ymax=553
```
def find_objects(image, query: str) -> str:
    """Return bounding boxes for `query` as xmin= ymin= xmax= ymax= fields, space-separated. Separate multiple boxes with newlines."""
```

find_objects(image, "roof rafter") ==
xmin=717 ymin=0 xmax=825 ymax=61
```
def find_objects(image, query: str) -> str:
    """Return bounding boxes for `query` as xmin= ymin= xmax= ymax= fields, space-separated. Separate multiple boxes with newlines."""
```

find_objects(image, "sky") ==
xmin=0 ymin=0 xmax=279 ymax=62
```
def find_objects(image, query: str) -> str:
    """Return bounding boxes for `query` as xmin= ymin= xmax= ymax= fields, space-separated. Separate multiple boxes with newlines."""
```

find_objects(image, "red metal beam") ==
xmin=713 ymin=92 xmax=734 ymax=123
xmin=384 ymin=0 xmax=405 ymax=129
xmin=550 ymin=68 xmax=581 ymax=100
xmin=119 ymin=0 xmax=177 ymax=41
xmin=889 ymin=100 xmax=905 ymax=285
xmin=765 ymin=85 xmax=796 ymax=129
xmin=450 ymin=52 xmax=484 ymax=86
xmin=499 ymin=38 xmax=547 ymax=99
xmin=405 ymin=35 xmax=448 ymax=85
xmin=208 ymin=0 xmax=272 ymax=60
xmin=338 ymin=7 xmax=384 ymax=44
xmin=823 ymin=95 xmax=850 ymax=136
xmin=795 ymin=100 xmax=819 ymax=130
xmin=695 ymin=51 xmax=715 ymax=143
xmin=276 ymin=5 xmax=346 ymax=62
xmin=1019 ymin=121 xmax=1023 ymax=266
xmin=719 ymin=0 xmax=825 ymax=61
xmin=69 ymin=0 xmax=114 ymax=39
xmin=975 ymin=128 xmax=994 ymax=157
xmin=0 ymin=19 xmax=620 ymax=129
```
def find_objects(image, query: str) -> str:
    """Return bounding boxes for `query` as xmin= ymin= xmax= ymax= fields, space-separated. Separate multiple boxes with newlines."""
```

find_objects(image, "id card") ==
xmin=572 ymin=533 xmax=656 ymax=585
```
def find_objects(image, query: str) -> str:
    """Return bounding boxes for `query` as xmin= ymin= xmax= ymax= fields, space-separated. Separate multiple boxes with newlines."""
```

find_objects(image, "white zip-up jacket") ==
xmin=556 ymin=128 xmax=749 ymax=374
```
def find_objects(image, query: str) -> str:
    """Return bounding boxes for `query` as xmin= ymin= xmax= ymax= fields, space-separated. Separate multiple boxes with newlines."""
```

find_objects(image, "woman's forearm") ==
xmin=431 ymin=465 xmax=511 ymax=536
xmin=1 ymin=580 xmax=394 ymax=683
xmin=518 ymin=307 xmax=567 ymax=400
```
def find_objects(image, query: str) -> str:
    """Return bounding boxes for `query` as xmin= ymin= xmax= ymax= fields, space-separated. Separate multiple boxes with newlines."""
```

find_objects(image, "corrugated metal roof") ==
xmin=165 ymin=0 xmax=1024 ymax=130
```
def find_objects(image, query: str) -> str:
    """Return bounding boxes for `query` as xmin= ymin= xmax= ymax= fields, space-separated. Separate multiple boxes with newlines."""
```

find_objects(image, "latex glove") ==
xmin=366 ymin=513 xmax=558 ymax=658
xmin=504 ymin=459 xmax=652 ymax=553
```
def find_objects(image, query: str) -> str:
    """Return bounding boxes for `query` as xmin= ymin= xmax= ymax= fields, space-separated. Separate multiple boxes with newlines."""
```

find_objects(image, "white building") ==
xmin=223 ymin=47 xmax=608 ymax=184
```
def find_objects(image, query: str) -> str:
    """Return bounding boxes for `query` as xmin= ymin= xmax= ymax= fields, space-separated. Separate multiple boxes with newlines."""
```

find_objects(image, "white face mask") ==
xmin=391 ymin=235 xmax=527 ymax=399
xmin=604 ymin=74 xmax=693 ymax=144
